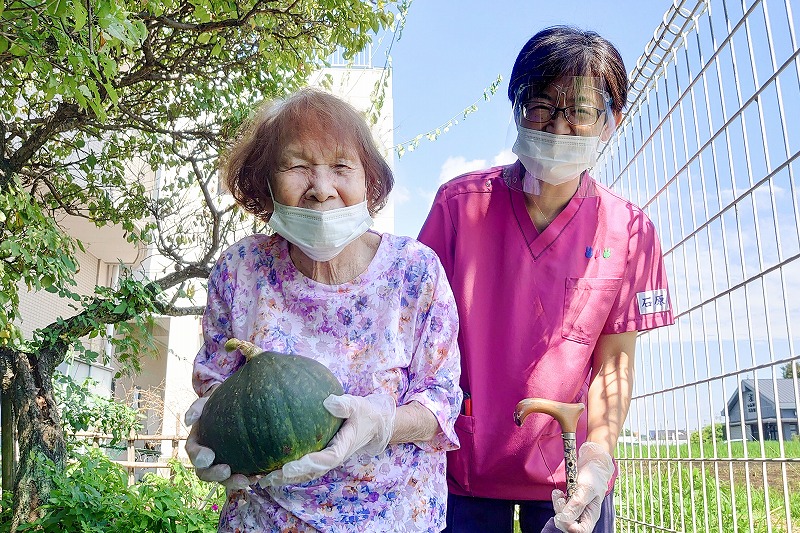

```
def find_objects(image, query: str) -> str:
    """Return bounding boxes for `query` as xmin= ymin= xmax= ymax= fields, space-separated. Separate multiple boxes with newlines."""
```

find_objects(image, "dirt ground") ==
xmin=686 ymin=459 xmax=800 ymax=497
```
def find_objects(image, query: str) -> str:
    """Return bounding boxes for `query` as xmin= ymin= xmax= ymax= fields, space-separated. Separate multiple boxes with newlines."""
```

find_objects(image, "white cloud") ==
xmin=493 ymin=148 xmax=517 ymax=166
xmin=425 ymin=152 xmax=516 ymax=206
xmin=438 ymin=156 xmax=487 ymax=184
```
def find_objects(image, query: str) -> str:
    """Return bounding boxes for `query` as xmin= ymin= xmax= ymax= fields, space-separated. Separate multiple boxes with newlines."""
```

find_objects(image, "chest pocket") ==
xmin=562 ymin=277 xmax=623 ymax=344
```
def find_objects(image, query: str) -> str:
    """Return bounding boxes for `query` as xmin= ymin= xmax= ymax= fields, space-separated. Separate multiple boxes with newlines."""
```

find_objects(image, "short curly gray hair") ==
xmin=222 ymin=87 xmax=394 ymax=220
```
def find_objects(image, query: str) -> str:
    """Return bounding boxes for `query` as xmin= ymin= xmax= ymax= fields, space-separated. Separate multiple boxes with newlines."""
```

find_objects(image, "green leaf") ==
xmin=73 ymin=1 xmax=87 ymax=31
xmin=9 ymin=42 xmax=27 ymax=56
xmin=104 ymin=83 xmax=118 ymax=104
xmin=102 ymin=22 xmax=131 ymax=45
xmin=194 ymin=5 xmax=212 ymax=23
xmin=46 ymin=0 xmax=68 ymax=17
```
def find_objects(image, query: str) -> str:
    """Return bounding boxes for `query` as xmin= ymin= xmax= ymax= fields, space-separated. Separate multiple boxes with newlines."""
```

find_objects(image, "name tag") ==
xmin=637 ymin=289 xmax=670 ymax=315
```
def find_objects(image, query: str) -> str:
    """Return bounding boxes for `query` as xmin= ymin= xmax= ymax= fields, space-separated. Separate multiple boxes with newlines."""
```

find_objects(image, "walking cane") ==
xmin=514 ymin=398 xmax=585 ymax=499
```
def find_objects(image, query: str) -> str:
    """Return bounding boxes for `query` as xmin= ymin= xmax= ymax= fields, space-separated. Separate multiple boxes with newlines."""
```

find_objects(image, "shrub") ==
xmin=6 ymin=449 xmax=224 ymax=533
xmin=54 ymin=372 xmax=142 ymax=447
xmin=690 ymin=423 xmax=726 ymax=446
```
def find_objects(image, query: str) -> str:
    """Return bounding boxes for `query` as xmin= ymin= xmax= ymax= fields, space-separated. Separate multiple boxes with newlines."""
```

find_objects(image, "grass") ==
xmin=615 ymin=440 xmax=800 ymax=532
xmin=509 ymin=441 xmax=800 ymax=532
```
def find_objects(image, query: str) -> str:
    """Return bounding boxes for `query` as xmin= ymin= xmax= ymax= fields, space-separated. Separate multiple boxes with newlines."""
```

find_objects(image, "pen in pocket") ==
xmin=462 ymin=392 xmax=472 ymax=416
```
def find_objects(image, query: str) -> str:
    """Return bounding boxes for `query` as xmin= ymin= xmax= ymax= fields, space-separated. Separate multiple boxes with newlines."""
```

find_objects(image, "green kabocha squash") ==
xmin=197 ymin=338 xmax=344 ymax=476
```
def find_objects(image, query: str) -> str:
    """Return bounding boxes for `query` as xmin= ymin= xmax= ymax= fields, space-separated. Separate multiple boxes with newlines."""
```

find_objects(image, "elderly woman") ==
xmin=419 ymin=26 xmax=674 ymax=533
xmin=184 ymin=88 xmax=462 ymax=532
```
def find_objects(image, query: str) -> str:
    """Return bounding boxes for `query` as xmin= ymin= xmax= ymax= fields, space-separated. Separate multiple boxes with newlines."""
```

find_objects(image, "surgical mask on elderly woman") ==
xmin=268 ymin=199 xmax=373 ymax=262
xmin=512 ymin=126 xmax=601 ymax=188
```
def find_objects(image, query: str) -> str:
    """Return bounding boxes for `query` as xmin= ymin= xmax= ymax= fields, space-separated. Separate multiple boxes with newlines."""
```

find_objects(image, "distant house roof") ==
xmin=725 ymin=379 xmax=799 ymax=414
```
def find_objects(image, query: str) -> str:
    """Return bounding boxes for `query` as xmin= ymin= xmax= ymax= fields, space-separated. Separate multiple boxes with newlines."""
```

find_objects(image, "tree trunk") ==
xmin=1 ymin=348 xmax=15 ymax=493
xmin=8 ymin=344 xmax=66 ymax=532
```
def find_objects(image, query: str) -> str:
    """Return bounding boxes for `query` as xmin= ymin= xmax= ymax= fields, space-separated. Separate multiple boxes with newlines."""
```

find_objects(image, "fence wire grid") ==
xmin=595 ymin=0 xmax=800 ymax=531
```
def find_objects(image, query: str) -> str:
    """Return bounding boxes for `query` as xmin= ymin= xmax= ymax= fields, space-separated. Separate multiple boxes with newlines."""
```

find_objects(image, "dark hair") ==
xmin=508 ymin=26 xmax=628 ymax=114
xmin=222 ymin=87 xmax=394 ymax=220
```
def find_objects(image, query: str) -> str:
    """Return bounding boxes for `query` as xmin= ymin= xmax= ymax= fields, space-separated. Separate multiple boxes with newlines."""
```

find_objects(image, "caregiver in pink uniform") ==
xmin=419 ymin=26 xmax=674 ymax=533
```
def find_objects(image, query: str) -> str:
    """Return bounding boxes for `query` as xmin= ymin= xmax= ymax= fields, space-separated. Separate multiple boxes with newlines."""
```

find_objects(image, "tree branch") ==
xmin=7 ymin=104 xmax=86 ymax=179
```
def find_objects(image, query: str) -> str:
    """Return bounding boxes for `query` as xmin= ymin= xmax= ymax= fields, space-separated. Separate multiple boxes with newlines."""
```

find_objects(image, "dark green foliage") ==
xmin=198 ymin=351 xmax=344 ymax=475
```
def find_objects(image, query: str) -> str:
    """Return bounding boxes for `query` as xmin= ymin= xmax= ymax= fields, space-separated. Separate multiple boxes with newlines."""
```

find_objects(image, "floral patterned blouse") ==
xmin=192 ymin=232 xmax=462 ymax=532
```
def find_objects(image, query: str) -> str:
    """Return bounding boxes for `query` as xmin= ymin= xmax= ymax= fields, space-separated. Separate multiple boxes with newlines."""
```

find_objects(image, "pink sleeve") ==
xmin=403 ymin=253 xmax=462 ymax=452
xmin=191 ymin=258 xmax=245 ymax=397
xmin=603 ymin=215 xmax=674 ymax=334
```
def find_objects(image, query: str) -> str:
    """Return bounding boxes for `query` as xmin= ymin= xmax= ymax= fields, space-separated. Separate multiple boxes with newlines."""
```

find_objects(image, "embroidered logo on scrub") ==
xmin=585 ymin=246 xmax=612 ymax=259
xmin=637 ymin=289 xmax=670 ymax=314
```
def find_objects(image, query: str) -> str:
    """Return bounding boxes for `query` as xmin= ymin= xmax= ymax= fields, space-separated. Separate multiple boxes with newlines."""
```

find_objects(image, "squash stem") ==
xmin=224 ymin=338 xmax=261 ymax=361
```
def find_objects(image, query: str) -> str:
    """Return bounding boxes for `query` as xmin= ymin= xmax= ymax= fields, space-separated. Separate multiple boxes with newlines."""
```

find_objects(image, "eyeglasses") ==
xmin=520 ymin=102 xmax=607 ymax=127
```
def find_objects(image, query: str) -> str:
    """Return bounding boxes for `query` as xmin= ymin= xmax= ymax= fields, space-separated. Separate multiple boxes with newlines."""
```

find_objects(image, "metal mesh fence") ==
xmin=595 ymin=0 xmax=800 ymax=531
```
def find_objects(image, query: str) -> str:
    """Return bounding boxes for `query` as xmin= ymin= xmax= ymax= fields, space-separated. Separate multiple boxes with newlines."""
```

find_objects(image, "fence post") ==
xmin=127 ymin=429 xmax=136 ymax=486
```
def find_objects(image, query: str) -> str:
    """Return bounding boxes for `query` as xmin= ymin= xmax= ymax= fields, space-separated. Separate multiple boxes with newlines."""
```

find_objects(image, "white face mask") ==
xmin=268 ymin=199 xmax=373 ymax=262
xmin=512 ymin=126 xmax=601 ymax=187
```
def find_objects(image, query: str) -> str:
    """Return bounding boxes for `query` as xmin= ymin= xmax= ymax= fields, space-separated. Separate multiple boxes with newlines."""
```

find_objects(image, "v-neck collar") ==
xmin=506 ymin=163 xmax=594 ymax=260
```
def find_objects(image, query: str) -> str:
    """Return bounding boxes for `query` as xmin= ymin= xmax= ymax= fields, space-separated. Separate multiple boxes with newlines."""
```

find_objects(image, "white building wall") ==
xmin=16 ymin=247 xmax=102 ymax=337
xmin=160 ymin=315 xmax=203 ymax=458
xmin=16 ymin=247 xmax=116 ymax=396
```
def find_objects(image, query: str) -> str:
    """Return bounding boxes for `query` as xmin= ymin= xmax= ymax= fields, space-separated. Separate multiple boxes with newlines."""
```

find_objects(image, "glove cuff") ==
xmin=577 ymin=441 xmax=615 ymax=477
xmin=184 ymin=384 xmax=220 ymax=426
xmin=363 ymin=393 xmax=397 ymax=456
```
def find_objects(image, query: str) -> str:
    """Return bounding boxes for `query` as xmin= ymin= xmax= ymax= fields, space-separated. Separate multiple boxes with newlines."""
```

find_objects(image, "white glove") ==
xmin=260 ymin=393 xmax=396 ymax=487
xmin=185 ymin=392 xmax=258 ymax=493
xmin=552 ymin=441 xmax=614 ymax=533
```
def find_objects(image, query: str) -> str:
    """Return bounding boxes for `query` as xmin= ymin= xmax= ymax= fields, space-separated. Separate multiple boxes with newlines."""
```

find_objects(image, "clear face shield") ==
xmin=503 ymin=76 xmax=615 ymax=199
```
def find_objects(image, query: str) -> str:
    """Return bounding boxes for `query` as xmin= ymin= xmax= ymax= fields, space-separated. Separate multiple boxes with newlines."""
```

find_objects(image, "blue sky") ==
xmin=387 ymin=1 xmax=676 ymax=237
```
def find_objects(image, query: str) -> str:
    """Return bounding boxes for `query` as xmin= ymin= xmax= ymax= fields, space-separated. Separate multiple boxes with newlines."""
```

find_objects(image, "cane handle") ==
xmin=514 ymin=398 xmax=586 ymax=500
xmin=513 ymin=398 xmax=585 ymax=433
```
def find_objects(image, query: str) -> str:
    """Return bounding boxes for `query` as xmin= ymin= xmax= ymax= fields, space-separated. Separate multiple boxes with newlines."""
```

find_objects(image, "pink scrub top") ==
xmin=418 ymin=162 xmax=674 ymax=501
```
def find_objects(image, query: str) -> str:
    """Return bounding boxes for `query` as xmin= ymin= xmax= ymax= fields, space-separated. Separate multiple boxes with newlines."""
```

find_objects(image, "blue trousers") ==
xmin=443 ymin=492 xmax=615 ymax=533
